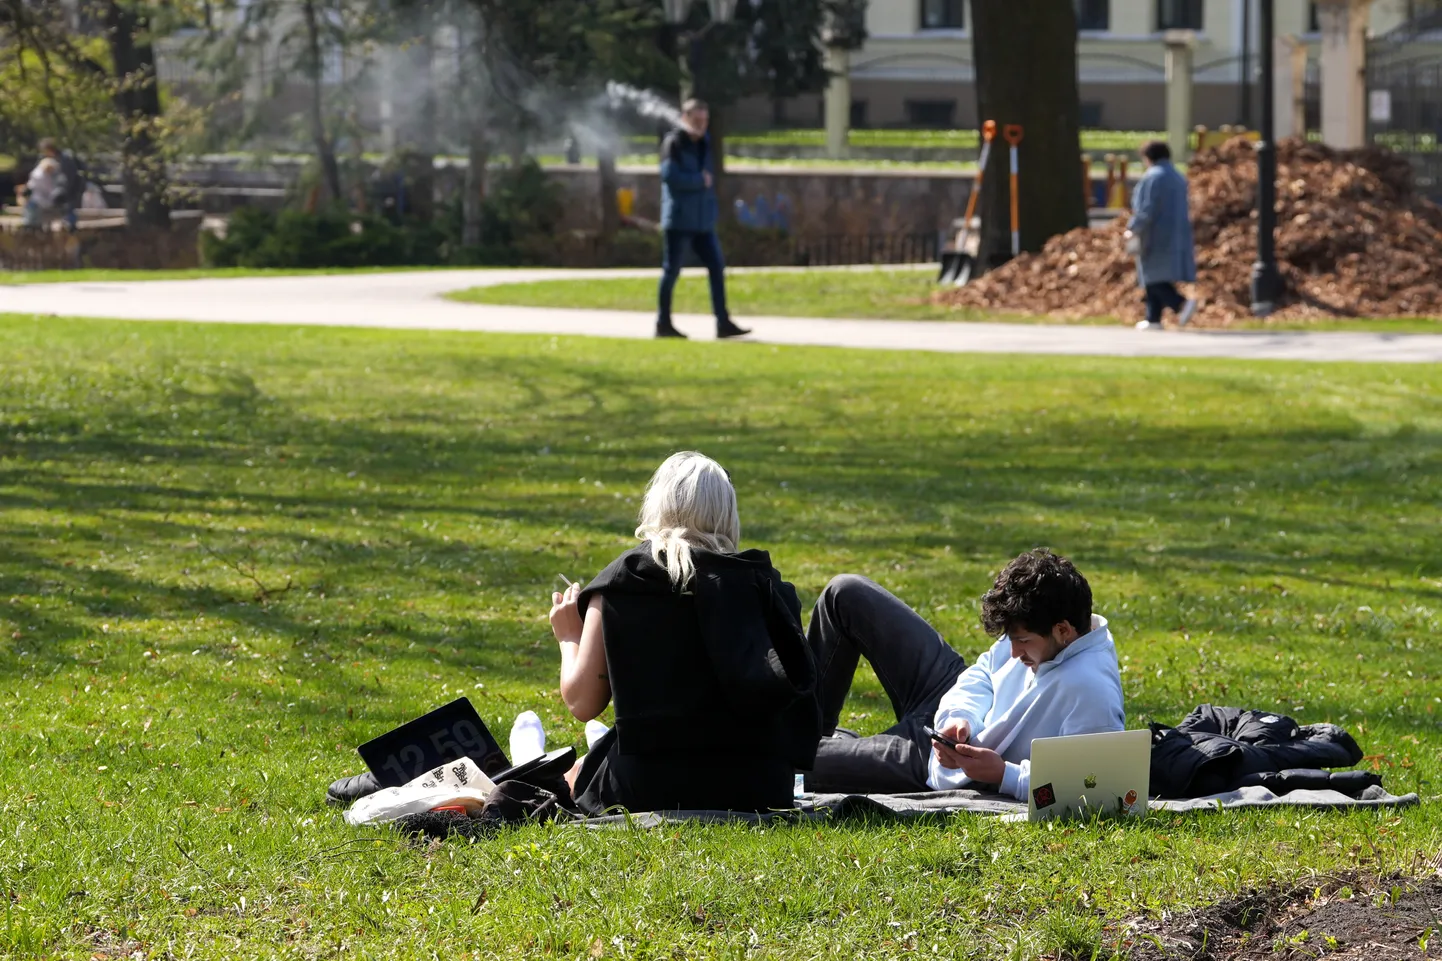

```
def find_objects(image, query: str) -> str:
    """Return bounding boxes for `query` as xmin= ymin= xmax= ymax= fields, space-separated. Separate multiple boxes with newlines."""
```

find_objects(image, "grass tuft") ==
xmin=450 ymin=270 xmax=1442 ymax=334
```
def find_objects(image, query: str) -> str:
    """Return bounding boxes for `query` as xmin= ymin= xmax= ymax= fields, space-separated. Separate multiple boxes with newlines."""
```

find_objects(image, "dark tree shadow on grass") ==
xmin=3 ymin=330 xmax=1440 ymax=742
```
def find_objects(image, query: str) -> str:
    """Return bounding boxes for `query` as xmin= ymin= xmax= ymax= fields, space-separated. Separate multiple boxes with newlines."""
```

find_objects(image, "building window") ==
xmin=1156 ymin=0 xmax=1203 ymax=30
xmin=850 ymin=100 xmax=869 ymax=129
xmin=920 ymin=0 xmax=965 ymax=30
xmin=1076 ymin=0 xmax=1109 ymax=31
xmin=1308 ymin=3 xmax=1320 ymax=32
xmin=1080 ymin=101 xmax=1104 ymax=127
xmin=905 ymin=99 xmax=956 ymax=127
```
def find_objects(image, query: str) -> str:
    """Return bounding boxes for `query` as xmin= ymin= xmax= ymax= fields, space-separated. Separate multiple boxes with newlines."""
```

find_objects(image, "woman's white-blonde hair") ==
xmin=635 ymin=451 xmax=740 ymax=587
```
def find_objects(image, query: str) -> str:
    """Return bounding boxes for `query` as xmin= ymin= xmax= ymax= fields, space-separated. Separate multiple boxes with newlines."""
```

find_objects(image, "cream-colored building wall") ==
xmin=864 ymin=0 xmax=1426 ymax=56
xmin=851 ymin=0 xmax=1438 ymax=128
xmin=866 ymin=0 xmax=918 ymax=36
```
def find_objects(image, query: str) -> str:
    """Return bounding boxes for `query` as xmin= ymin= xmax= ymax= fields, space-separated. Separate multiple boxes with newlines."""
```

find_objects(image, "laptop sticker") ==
xmin=1033 ymin=783 xmax=1056 ymax=809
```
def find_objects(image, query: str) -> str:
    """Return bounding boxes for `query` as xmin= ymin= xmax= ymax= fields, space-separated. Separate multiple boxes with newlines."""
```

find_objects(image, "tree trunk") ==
xmin=396 ymin=15 xmax=436 ymax=222
xmin=463 ymin=128 xmax=488 ymax=248
xmin=104 ymin=1 xmax=171 ymax=228
xmin=598 ymin=147 xmax=619 ymax=240
xmin=970 ymin=0 xmax=1087 ymax=270
xmin=300 ymin=0 xmax=343 ymax=205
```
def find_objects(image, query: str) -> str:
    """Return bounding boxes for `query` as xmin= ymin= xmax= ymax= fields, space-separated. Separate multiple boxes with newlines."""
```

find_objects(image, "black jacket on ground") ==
xmin=1150 ymin=704 xmax=1370 ymax=798
xmin=571 ymin=545 xmax=820 ymax=815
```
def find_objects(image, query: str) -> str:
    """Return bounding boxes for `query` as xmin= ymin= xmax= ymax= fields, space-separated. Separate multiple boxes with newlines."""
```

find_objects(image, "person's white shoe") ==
xmin=1135 ymin=320 xmax=1163 ymax=331
xmin=509 ymin=710 xmax=546 ymax=765
xmin=1177 ymin=298 xmax=1198 ymax=327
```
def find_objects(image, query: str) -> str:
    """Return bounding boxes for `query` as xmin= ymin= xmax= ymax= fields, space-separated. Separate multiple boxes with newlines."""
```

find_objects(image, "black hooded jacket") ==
xmin=1150 ymin=704 xmax=1371 ymax=798
xmin=571 ymin=545 xmax=820 ymax=815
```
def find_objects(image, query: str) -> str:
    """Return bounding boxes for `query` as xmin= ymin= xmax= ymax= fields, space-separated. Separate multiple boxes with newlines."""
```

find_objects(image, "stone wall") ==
xmin=0 ymin=217 xmax=202 ymax=271
xmin=541 ymin=164 xmax=969 ymax=237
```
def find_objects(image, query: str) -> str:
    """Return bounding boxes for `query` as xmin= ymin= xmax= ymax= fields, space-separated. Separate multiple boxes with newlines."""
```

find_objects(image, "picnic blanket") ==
xmin=573 ymin=784 xmax=1418 ymax=829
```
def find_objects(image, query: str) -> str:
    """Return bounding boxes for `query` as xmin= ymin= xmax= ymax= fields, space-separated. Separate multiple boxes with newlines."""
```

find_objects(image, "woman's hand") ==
xmin=549 ymin=582 xmax=583 ymax=645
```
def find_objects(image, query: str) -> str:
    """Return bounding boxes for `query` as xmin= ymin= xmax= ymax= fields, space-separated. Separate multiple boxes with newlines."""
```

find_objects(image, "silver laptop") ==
xmin=1026 ymin=729 xmax=1151 ymax=822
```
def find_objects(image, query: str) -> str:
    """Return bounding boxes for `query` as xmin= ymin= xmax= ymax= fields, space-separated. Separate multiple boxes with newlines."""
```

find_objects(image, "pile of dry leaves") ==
xmin=937 ymin=138 xmax=1442 ymax=325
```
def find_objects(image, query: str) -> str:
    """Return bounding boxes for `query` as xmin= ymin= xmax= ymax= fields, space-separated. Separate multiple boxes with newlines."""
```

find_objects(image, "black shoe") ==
xmin=716 ymin=319 xmax=751 ymax=339
xmin=655 ymin=324 xmax=688 ymax=339
xmin=326 ymin=771 xmax=381 ymax=806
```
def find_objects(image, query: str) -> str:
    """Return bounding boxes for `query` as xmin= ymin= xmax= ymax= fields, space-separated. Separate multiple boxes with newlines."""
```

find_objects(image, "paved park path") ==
xmin=5 ymin=267 xmax=1441 ymax=363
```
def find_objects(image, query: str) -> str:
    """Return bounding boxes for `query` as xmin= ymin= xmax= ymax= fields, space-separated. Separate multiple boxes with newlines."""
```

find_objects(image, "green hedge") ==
xmin=202 ymin=159 xmax=567 ymax=269
xmin=202 ymin=208 xmax=443 ymax=269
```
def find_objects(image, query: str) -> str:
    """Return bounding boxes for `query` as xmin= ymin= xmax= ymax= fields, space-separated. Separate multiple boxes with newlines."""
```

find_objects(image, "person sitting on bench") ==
xmin=806 ymin=549 xmax=1124 ymax=800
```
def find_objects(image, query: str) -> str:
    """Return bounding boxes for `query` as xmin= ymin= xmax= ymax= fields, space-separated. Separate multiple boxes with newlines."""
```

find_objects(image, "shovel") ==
xmin=938 ymin=120 xmax=996 ymax=286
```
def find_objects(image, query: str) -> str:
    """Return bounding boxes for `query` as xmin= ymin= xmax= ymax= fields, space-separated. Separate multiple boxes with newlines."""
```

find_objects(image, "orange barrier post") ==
xmin=1117 ymin=155 xmax=1130 ymax=208
xmin=1080 ymin=153 xmax=1092 ymax=207
xmin=1004 ymin=124 xmax=1024 ymax=257
xmin=1107 ymin=155 xmax=1127 ymax=208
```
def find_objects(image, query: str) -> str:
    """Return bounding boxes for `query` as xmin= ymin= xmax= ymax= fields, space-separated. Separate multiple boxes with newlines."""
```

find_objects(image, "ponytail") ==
xmin=635 ymin=452 xmax=740 ymax=588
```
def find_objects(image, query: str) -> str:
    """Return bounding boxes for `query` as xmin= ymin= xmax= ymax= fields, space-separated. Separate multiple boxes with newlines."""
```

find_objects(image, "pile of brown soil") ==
xmin=1120 ymin=874 xmax=1442 ymax=960
xmin=937 ymin=138 xmax=1442 ymax=326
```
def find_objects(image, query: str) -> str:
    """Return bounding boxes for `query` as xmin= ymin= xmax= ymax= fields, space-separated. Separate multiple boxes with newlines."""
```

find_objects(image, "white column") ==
xmin=823 ymin=46 xmax=852 ymax=160
xmin=1163 ymin=30 xmax=1196 ymax=162
xmin=1316 ymin=0 xmax=1372 ymax=149
xmin=377 ymin=46 xmax=399 ymax=154
xmin=1273 ymin=34 xmax=1308 ymax=140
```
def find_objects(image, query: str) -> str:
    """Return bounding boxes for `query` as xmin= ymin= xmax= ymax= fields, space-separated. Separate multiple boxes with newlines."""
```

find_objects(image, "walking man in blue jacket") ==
xmin=656 ymin=99 xmax=750 ymax=340
xmin=1126 ymin=140 xmax=1198 ymax=330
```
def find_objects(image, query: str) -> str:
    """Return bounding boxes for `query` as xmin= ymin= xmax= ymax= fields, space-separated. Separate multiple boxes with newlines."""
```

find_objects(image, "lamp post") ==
xmin=662 ymin=0 xmax=737 ymax=101
xmin=1250 ymin=0 xmax=1285 ymax=316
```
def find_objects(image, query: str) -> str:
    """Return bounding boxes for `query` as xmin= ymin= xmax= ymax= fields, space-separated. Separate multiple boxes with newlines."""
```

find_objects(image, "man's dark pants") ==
xmin=806 ymin=575 xmax=967 ymax=794
xmin=1144 ymin=282 xmax=1186 ymax=324
xmin=658 ymin=229 xmax=729 ymax=329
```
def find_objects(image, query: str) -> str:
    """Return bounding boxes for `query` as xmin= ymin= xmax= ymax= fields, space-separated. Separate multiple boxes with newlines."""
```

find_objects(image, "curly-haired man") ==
xmin=805 ymin=549 xmax=1125 ymax=800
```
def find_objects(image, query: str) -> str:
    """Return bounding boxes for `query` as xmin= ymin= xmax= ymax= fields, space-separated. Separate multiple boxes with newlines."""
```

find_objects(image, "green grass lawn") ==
xmin=447 ymin=270 xmax=1080 ymax=325
xmin=624 ymin=129 xmax=1166 ymax=152
xmin=448 ymin=270 xmax=1442 ymax=334
xmin=2 ymin=314 xmax=1440 ymax=960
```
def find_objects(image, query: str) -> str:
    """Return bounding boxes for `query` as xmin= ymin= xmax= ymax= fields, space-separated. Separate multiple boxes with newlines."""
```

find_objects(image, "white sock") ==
xmin=509 ymin=710 xmax=546 ymax=764
xmin=584 ymin=719 xmax=610 ymax=750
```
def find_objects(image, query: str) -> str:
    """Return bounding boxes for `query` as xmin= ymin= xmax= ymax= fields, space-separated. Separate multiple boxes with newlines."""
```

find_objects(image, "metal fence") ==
xmin=788 ymin=232 xmax=940 ymax=267
xmin=1367 ymin=51 xmax=1442 ymax=200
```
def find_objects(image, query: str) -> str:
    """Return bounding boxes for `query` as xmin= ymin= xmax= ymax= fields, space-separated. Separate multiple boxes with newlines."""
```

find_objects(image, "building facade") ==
xmin=780 ymin=0 xmax=1430 ymax=131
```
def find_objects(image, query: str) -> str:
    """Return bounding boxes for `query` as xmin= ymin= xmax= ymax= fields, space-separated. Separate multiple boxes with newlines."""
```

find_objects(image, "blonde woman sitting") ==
xmin=548 ymin=451 xmax=820 ymax=815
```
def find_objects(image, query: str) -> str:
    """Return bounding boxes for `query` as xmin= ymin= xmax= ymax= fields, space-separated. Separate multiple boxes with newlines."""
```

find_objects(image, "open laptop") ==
xmin=357 ymin=697 xmax=510 ymax=788
xmin=1027 ymin=729 xmax=1150 ymax=822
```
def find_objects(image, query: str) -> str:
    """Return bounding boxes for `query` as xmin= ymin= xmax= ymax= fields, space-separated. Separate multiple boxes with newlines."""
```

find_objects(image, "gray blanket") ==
xmin=574 ymin=784 xmax=1417 ymax=829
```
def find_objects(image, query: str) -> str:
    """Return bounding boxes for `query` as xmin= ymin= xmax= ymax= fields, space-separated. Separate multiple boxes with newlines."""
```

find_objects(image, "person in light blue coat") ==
xmin=1126 ymin=140 xmax=1198 ymax=330
xmin=655 ymin=99 xmax=750 ymax=340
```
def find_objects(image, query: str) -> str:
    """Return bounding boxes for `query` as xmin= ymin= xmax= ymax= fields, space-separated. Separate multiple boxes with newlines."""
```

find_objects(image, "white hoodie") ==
xmin=26 ymin=157 xmax=61 ymax=207
xmin=926 ymin=615 xmax=1125 ymax=801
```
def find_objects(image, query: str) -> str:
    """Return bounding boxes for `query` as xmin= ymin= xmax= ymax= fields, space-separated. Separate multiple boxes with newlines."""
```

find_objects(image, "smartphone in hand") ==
xmin=923 ymin=725 xmax=961 ymax=750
